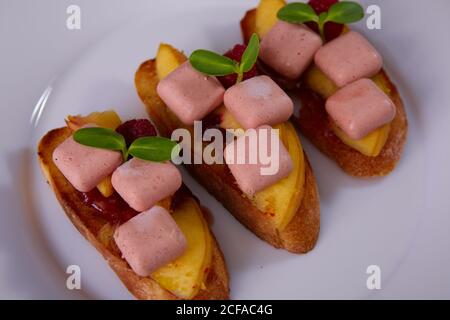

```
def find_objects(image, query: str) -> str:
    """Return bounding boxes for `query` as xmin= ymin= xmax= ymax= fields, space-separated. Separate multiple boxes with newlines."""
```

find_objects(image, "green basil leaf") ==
xmin=277 ymin=2 xmax=318 ymax=24
xmin=325 ymin=1 xmax=364 ymax=24
xmin=189 ymin=49 xmax=238 ymax=76
xmin=128 ymin=136 xmax=179 ymax=162
xmin=240 ymin=33 xmax=260 ymax=73
xmin=73 ymin=127 xmax=126 ymax=159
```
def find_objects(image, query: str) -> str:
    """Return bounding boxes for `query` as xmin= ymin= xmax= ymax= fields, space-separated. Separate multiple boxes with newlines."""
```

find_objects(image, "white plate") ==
xmin=24 ymin=0 xmax=450 ymax=299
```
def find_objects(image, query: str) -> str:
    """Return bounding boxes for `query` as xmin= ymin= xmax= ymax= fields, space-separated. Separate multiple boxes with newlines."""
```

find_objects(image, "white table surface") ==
xmin=1 ymin=0 xmax=449 ymax=299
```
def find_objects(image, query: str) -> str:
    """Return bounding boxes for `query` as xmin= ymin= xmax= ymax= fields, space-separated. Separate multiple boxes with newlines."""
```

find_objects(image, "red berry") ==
xmin=217 ymin=44 xmax=258 ymax=88
xmin=323 ymin=22 xmax=344 ymax=41
xmin=307 ymin=0 xmax=344 ymax=42
xmin=225 ymin=44 xmax=247 ymax=61
xmin=309 ymin=0 xmax=338 ymax=13
xmin=115 ymin=119 xmax=157 ymax=146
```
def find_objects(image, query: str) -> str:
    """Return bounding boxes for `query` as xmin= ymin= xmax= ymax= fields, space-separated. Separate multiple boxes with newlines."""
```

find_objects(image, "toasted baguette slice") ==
xmin=241 ymin=8 xmax=257 ymax=44
xmin=240 ymin=8 xmax=408 ymax=177
xmin=37 ymin=127 xmax=229 ymax=300
xmin=135 ymin=59 xmax=320 ymax=253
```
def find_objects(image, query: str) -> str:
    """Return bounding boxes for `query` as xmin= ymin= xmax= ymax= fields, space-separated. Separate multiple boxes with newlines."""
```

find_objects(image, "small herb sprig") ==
xmin=74 ymin=127 xmax=179 ymax=162
xmin=277 ymin=1 xmax=364 ymax=41
xmin=189 ymin=33 xmax=259 ymax=84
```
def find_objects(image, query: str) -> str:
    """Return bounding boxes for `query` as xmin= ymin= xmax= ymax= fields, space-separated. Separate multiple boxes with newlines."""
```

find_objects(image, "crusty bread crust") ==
xmin=241 ymin=8 xmax=257 ymax=44
xmin=135 ymin=59 xmax=320 ymax=253
xmin=240 ymin=8 xmax=408 ymax=177
xmin=37 ymin=127 xmax=229 ymax=299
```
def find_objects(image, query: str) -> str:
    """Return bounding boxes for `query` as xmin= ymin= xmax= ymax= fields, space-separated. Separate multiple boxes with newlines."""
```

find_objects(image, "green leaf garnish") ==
xmin=73 ymin=127 xmax=127 ymax=160
xmin=189 ymin=49 xmax=238 ymax=76
xmin=276 ymin=1 xmax=364 ymax=41
xmin=189 ymin=32 xmax=260 ymax=85
xmin=128 ymin=136 xmax=179 ymax=162
xmin=240 ymin=33 xmax=260 ymax=74
xmin=277 ymin=2 xmax=318 ymax=24
xmin=73 ymin=127 xmax=179 ymax=162
xmin=326 ymin=1 xmax=365 ymax=24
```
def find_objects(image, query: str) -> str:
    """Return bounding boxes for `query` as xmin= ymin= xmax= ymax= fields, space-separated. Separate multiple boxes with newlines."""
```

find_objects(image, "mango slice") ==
xmin=155 ymin=196 xmax=172 ymax=212
xmin=212 ymin=105 xmax=243 ymax=131
xmin=253 ymin=122 xmax=305 ymax=231
xmin=66 ymin=110 xmax=122 ymax=131
xmin=331 ymin=122 xmax=391 ymax=157
xmin=255 ymin=0 xmax=286 ymax=38
xmin=152 ymin=198 xmax=212 ymax=299
xmin=96 ymin=176 xmax=114 ymax=198
xmin=156 ymin=43 xmax=187 ymax=80
xmin=304 ymin=65 xmax=339 ymax=99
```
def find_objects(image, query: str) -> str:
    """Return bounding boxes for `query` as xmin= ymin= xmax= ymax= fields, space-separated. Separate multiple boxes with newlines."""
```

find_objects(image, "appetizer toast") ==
xmin=296 ymin=70 xmax=407 ymax=177
xmin=240 ymin=0 xmax=408 ymax=177
xmin=135 ymin=49 xmax=320 ymax=253
xmin=38 ymin=126 xmax=229 ymax=300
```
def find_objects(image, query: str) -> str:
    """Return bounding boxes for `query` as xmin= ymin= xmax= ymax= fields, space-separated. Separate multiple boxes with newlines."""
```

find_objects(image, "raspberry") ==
xmin=307 ymin=0 xmax=344 ymax=42
xmin=323 ymin=22 xmax=344 ymax=41
xmin=309 ymin=0 xmax=338 ymax=13
xmin=218 ymin=44 xmax=258 ymax=88
xmin=115 ymin=119 xmax=157 ymax=146
xmin=225 ymin=43 xmax=247 ymax=61
xmin=306 ymin=21 xmax=344 ymax=42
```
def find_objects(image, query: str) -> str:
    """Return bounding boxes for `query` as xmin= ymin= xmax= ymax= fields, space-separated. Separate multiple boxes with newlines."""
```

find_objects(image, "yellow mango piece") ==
xmin=152 ymin=198 xmax=212 ymax=299
xmin=96 ymin=175 xmax=114 ymax=198
xmin=304 ymin=65 xmax=338 ymax=99
xmin=156 ymin=43 xmax=186 ymax=80
xmin=331 ymin=122 xmax=391 ymax=157
xmin=255 ymin=0 xmax=286 ymax=38
xmin=199 ymin=208 xmax=212 ymax=290
xmin=305 ymin=64 xmax=392 ymax=99
xmin=66 ymin=110 xmax=122 ymax=131
xmin=215 ymin=105 xmax=243 ymax=131
xmin=213 ymin=107 xmax=305 ymax=230
xmin=156 ymin=196 xmax=172 ymax=212
xmin=253 ymin=122 xmax=305 ymax=231
xmin=372 ymin=72 xmax=392 ymax=96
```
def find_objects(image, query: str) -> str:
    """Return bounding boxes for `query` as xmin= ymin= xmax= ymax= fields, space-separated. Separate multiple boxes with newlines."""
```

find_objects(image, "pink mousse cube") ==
xmin=224 ymin=125 xmax=293 ymax=197
xmin=114 ymin=206 xmax=187 ymax=276
xmin=111 ymin=158 xmax=182 ymax=212
xmin=315 ymin=31 xmax=383 ymax=87
xmin=156 ymin=61 xmax=225 ymax=125
xmin=52 ymin=134 xmax=122 ymax=192
xmin=224 ymin=75 xmax=293 ymax=129
xmin=259 ymin=21 xmax=322 ymax=80
xmin=326 ymin=78 xmax=396 ymax=140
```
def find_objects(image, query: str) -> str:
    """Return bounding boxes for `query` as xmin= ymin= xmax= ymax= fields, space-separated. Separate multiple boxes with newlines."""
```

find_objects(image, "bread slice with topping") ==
xmin=240 ymin=4 xmax=408 ymax=177
xmin=38 ymin=126 xmax=229 ymax=299
xmin=135 ymin=46 xmax=320 ymax=253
